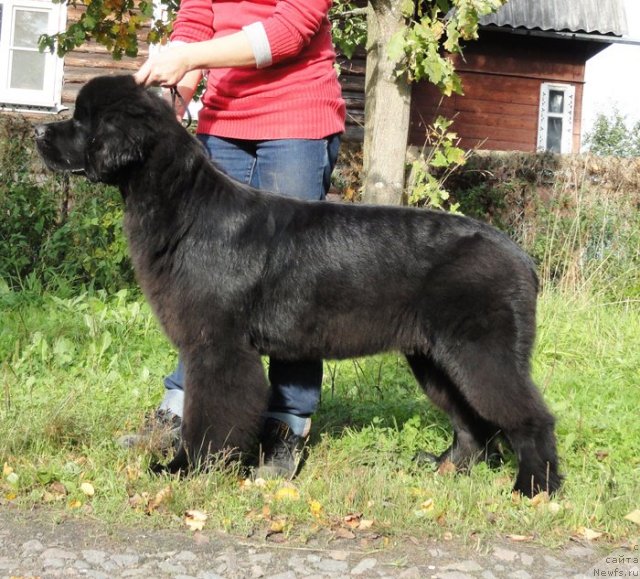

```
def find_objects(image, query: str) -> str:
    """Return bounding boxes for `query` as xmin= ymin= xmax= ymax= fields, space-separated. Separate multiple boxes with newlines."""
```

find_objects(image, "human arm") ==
xmin=134 ymin=33 xmax=256 ymax=88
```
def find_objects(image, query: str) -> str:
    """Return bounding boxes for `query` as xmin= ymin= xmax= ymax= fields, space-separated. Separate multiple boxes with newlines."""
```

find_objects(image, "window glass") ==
xmin=10 ymin=49 xmax=46 ymax=89
xmin=546 ymin=117 xmax=563 ymax=153
xmin=8 ymin=8 xmax=48 ymax=91
xmin=14 ymin=9 xmax=48 ymax=47
xmin=548 ymin=90 xmax=564 ymax=114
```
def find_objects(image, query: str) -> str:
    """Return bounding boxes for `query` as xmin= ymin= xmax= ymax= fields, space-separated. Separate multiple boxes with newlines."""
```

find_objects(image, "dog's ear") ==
xmin=84 ymin=113 xmax=145 ymax=183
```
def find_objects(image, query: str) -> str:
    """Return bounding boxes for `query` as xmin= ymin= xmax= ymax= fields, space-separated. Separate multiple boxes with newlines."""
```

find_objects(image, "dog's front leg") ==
xmin=164 ymin=342 xmax=269 ymax=473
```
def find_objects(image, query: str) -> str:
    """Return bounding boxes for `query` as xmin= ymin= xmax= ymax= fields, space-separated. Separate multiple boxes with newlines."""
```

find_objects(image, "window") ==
xmin=0 ymin=0 xmax=66 ymax=110
xmin=537 ymin=83 xmax=575 ymax=154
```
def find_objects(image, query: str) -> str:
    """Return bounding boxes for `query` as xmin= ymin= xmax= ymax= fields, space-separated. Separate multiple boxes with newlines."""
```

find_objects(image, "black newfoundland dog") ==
xmin=35 ymin=75 xmax=561 ymax=496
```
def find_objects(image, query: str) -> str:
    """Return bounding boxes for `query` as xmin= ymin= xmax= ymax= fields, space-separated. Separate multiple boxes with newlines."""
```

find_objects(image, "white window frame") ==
xmin=0 ymin=0 xmax=66 ymax=111
xmin=537 ymin=82 xmax=575 ymax=154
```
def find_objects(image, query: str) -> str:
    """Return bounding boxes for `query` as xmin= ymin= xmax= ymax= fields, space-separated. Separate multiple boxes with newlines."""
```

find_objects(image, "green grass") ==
xmin=1 ymin=285 xmax=639 ymax=547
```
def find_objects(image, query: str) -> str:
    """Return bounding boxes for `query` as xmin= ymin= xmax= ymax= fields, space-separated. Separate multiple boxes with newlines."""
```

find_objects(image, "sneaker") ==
xmin=117 ymin=409 xmax=182 ymax=453
xmin=254 ymin=418 xmax=308 ymax=480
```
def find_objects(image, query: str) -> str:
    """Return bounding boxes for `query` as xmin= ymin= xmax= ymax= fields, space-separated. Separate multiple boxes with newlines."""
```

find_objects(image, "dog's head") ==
xmin=35 ymin=75 xmax=177 ymax=184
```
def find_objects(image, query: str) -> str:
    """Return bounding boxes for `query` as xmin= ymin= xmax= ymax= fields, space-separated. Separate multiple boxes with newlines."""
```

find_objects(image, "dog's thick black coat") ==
xmin=35 ymin=75 xmax=561 ymax=496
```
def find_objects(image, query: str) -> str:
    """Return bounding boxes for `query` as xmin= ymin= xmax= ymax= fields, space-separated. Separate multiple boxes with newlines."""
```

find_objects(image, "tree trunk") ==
xmin=362 ymin=0 xmax=412 ymax=205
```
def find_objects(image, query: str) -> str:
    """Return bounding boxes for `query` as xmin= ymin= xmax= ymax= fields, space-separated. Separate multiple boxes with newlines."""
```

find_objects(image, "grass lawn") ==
xmin=1 ymin=285 xmax=639 ymax=547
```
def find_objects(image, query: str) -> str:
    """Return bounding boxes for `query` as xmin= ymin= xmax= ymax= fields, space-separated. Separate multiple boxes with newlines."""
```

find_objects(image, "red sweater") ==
xmin=171 ymin=0 xmax=346 ymax=140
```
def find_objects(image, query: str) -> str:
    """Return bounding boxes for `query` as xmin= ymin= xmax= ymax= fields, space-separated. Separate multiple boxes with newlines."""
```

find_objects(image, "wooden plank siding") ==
xmin=60 ymin=5 xmax=149 ymax=107
xmin=337 ymin=51 xmax=366 ymax=142
xmin=409 ymin=32 xmax=602 ymax=152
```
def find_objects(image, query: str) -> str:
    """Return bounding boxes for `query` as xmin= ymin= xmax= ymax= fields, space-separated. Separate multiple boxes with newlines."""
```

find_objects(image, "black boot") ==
xmin=117 ymin=409 xmax=182 ymax=453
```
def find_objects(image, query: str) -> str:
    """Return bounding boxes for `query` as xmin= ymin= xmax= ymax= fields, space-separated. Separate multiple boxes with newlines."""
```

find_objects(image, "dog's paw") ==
xmin=149 ymin=456 xmax=188 ymax=476
xmin=412 ymin=450 xmax=440 ymax=467
xmin=149 ymin=460 xmax=171 ymax=475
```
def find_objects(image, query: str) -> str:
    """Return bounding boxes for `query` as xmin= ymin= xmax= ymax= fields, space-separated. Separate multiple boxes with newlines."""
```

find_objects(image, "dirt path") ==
xmin=0 ymin=507 xmax=631 ymax=578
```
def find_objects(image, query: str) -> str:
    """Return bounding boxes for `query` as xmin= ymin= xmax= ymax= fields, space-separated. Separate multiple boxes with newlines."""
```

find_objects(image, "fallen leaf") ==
xmin=184 ymin=509 xmax=208 ymax=531
xmin=358 ymin=519 xmax=374 ymax=530
xmin=420 ymin=498 xmax=435 ymax=511
xmin=577 ymin=527 xmax=603 ymax=541
xmin=309 ymin=500 xmax=323 ymax=517
xmin=49 ymin=481 xmax=67 ymax=496
xmin=624 ymin=510 xmax=640 ymax=526
xmin=68 ymin=499 xmax=82 ymax=509
xmin=274 ymin=485 xmax=300 ymax=502
xmin=344 ymin=513 xmax=363 ymax=528
xmin=507 ymin=534 xmax=533 ymax=542
xmin=128 ymin=492 xmax=148 ymax=509
xmin=2 ymin=463 xmax=13 ymax=477
xmin=4 ymin=492 xmax=16 ymax=501
xmin=269 ymin=519 xmax=285 ymax=534
xmin=443 ymin=532 xmax=453 ymax=541
xmin=148 ymin=485 xmax=173 ymax=512
xmin=414 ymin=497 xmax=436 ymax=518
xmin=334 ymin=527 xmax=356 ymax=540
xmin=530 ymin=492 xmax=549 ymax=507
xmin=80 ymin=482 xmax=95 ymax=497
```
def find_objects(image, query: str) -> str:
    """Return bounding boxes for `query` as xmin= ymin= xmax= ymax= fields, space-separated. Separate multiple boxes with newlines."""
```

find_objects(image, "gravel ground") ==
xmin=1 ymin=507 xmax=635 ymax=578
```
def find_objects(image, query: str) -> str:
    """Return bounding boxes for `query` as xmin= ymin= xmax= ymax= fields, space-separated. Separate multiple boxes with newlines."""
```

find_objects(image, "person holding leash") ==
xmin=125 ymin=0 xmax=346 ymax=478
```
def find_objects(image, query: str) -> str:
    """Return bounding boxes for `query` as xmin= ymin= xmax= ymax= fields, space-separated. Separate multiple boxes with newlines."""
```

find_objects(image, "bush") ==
xmin=443 ymin=152 xmax=640 ymax=296
xmin=584 ymin=109 xmax=640 ymax=157
xmin=0 ymin=115 xmax=134 ymax=292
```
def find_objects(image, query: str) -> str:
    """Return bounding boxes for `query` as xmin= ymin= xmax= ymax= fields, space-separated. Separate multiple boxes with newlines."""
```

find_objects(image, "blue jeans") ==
xmin=162 ymin=133 xmax=341 ymax=426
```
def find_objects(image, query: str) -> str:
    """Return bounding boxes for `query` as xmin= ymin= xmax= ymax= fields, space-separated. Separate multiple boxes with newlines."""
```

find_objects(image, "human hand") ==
xmin=134 ymin=46 xmax=192 ymax=87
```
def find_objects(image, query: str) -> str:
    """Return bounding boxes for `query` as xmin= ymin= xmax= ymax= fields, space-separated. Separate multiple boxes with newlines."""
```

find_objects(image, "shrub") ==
xmin=443 ymin=153 xmax=640 ymax=296
xmin=0 ymin=115 xmax=134 ymax=292
xmin=584 ymin=109 xmax=640 ymax=158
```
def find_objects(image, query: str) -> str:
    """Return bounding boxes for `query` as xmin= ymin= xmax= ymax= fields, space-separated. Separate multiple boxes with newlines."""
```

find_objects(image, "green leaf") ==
xmin=387 ymin=30 xmax=407 ymax=63
xmin=83 ymin=15 xmax=96 ymax=30
xmin=400 ymin=0 xmax=416 ymax=18
xmin=430 ymin=150 xmax=449 ymax=168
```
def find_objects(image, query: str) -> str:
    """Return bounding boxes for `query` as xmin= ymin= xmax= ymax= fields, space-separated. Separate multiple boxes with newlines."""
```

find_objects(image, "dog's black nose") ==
xmin=34 ymin=124 xmax=47 ymax=140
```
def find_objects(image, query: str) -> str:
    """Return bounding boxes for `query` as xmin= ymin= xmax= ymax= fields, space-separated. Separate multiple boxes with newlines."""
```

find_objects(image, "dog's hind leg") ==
xmin=165 ymin=342 xmax=269 ymax=473
xmin=433 ymin=342 xmax=561 ymax=497
xmin=406 ymin=353 xmax=503 ymax=471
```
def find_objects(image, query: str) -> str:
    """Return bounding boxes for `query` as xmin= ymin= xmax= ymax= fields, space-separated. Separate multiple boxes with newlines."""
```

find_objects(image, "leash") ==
xmin=170 ymin=86 xmax=192 ymax=129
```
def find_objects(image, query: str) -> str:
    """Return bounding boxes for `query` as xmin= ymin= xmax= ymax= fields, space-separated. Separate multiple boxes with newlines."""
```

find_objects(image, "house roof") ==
xmin=480 ymin=0 xmax=628 ymax=37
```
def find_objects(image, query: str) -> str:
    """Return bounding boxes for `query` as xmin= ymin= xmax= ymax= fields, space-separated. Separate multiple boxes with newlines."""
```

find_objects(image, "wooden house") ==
xmin=408 ymin=0 xmax=630 ymax=153
xmin=338 ymin=0 xmax=631 ymax=153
